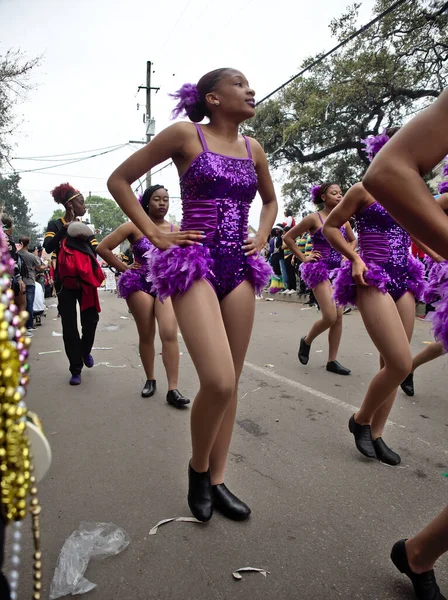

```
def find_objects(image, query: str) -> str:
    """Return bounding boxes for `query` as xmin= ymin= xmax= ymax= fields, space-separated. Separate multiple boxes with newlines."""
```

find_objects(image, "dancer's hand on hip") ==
xmin=351 ymin=257 xmax=369 ymax=287
xmin=243 ymin=234 xmax=266 ymax=256
xmin=303 ymin=250 xmax=321 ymax=263
xmin=150 ymin=230 xmax=206 ymax=250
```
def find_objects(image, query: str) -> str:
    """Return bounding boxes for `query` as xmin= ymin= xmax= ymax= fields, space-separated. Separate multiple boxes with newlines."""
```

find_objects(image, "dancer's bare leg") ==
xmin=327 ymin=306 xmax=343 ymax=363
xmin=155 ymin=297 xmax=179 ymax=391
xmin=412 ymin=341 xmax=445 ymax=372
xmin=304 ymin=280 xmax=337 ymax=346
xmin=371 ymin=292 xmax=415 ymax=438
xmin=355 ymin=287 xmax=412 ymax=425
xmin=127 ymin=291 xmax=156 ymax=380
xmin=173 ymin=280 xmax=235 ymax=474
xmin=209 ymin=281 xmax=255 ymax=485
xmin=406 ymin=505 xmax=448 ymax=574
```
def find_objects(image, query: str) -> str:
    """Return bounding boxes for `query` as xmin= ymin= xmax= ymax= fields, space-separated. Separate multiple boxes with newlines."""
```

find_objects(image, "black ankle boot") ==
xmin=188 ymin=463 xmax=213 ymax=522
xmin=326 ymin=360 xmax=351 ymax=375
xmin=166 ymin=389 xmax=190 ymax=408
xmin=212 ymin=484 xmax=251 ymax=521
xmin=373 ymin=437 xmax=401 ymax=466
xmin=401 ymin=373 xmax=415 ymax=397
xmin=348 ymin=415 xmax=377 ymax=459
xmin=298 ymin=336 xmax=311 ymax=365
xmin=391 ymin=539 xmax=447 ymax=600
xmin=141 ymin=380 xmax=156 ymax=398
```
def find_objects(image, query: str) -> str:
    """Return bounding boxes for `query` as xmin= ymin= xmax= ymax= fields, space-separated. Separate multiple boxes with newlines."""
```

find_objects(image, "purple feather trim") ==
xmin=117 ymin=268 xmax=154 ymax=299
xmin=146 ymin=244 xmax=213 ymax=301
xmin=424 ymin=260 xmax=446 ymax=304
xmin=361 ymin=130 xmax=390 ymax=162
xmin=246 ymin=254 xmax=273 ymax=294
xmin=432 ymin=263 xmax=448 ymax=351
xmin=300 ymin=261 xmax=331 ymax=289
xmin=309 ymin=184 xmax=323 ymax=204
xmin=406 ymin=255 xmax=426 ymax=301
xmin=170 ymin=83 xmax=200 ymax=119
xmin=332 ymin=261 xmax=391 ymax=306
xmin=438 ymin=181 xmax=448 ymax=194
xmin=442 ymin=158 xmax=448 ymax=178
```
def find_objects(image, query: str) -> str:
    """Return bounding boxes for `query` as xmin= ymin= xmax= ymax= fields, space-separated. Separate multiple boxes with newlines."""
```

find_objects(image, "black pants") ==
xmin=58 ymin=287 xmax=99 ymax=375
xmin=0 ymin=513 xmax=10 ymax=599
xmin=284 ymin=255 xmax=296 ymax=290
xmin=25 ymin=284 xmax=35 ymax=329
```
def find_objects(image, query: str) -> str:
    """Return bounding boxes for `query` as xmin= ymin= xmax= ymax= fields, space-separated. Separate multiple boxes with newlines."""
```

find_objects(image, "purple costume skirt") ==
xmin=117 ymin=268 xmax=156 ymax=300
xmin=300 ymin=260 xmax=340 ymax=289
xmin=146 ymin=245 xmax=272 ymax=302
xmin=332 ymin=256 xmax=425 ymax=307
xmin=424 ymin=259 xmax=448 ymax=352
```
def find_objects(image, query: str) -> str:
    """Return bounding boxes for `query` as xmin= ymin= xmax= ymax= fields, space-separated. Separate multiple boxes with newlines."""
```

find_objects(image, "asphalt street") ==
xmin=17 ymin=291 xmax=448 ymax=599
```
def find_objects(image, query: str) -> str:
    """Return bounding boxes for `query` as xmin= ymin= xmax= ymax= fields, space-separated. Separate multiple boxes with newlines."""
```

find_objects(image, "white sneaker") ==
xmin=287 ymin=289 xmax=296 ymax=295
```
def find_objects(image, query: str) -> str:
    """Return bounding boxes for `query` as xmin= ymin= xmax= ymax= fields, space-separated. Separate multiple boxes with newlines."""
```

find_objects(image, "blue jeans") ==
xmin=25 ymin=284 xmax=36 ymax=329
xmin=279 ymin=259 xmax=288 ymax=289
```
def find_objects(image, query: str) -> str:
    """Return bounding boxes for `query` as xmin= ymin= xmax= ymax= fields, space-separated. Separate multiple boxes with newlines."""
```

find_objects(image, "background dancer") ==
xmin=107 ymin=68 xmax=277 ymax=523
xmin=97 ymin=185 xmax=190 ymax=408
xmin=283 ymin=183 xmax=355 ymax=375
xmin=44 ymin=184 xmax=100 ymax=386
xmin=323 ymin=130 xmax=425 ymax=466
xmin=400 ymin=192 xmax=448 ymax=396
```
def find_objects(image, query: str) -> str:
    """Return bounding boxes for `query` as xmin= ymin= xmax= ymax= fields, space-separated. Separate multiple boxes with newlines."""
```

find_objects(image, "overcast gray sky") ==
xmin=1 ymin=0 xmax=375 ymax=230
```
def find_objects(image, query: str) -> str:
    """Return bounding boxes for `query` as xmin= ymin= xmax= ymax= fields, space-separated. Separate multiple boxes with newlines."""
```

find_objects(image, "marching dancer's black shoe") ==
xmin=166 ymin=389 xmax=190 ymax=408
xmin=188 ymin=463 xmax=213 ymax=522
xmin=373 ymin=437 xmax=401 ymax=466
xmin=212 ymin=484 xmax=251 ymax=521
xmin=141 ymin=379 xmax=156 ymax=398
xmin=348 ymin=414 xmax=377 ymax=459
xmin=401 ymin=373 xmax=415 ymax=397
xmin=298 ymin=336 xmax=311 ymax=365
xmin=326 ymin=360 xmax=351 ymax=375
xmin=391 ymin=539 xmax=447 ymax=600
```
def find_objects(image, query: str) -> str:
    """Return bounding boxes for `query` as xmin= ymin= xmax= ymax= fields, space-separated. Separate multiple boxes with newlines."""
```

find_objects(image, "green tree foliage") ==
xmin=86 ymin=195 xmax=127 ymax=241
xmin=0 ymin=173 xmax=39 ymax=240
xmin=0 ymin=49 xmax=40 ymax=162
xmin=246 ymin=0 xmax=448 ymax=214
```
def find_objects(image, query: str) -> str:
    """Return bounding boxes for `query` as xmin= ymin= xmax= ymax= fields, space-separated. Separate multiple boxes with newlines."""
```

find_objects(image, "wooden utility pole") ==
xmin=136 ymin=61 xmax=160 ymax=188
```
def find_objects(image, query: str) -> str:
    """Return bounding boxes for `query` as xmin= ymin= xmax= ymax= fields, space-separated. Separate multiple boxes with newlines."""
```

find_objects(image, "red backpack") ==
xmin=58 ymin=238 xmax=104 ymax=290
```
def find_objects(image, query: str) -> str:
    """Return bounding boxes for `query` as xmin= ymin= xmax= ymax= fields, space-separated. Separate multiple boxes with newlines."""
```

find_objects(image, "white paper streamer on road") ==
xmin=52 ymin=331 xmax=63 ymax=337
xmin=38 ymin=350 xmax=62 ymax=355
xmin=93 ymin=362 xmax=126 ymax=368
xmin=92 ymin=347 xmax=113 ymax=350
xmin=149 ymin=517 xmax=202 ymax=535
xmin=232 ymin=567 xmax=270 ymax=580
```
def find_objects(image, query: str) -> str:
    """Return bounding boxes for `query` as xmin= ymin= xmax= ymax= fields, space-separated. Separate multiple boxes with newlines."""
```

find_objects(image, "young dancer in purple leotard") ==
xmin=107 ymin=68 xmax=277 ymax=522
xmin=97 ymin=185 xmax=190 ymax=408
xmin=283 ymin=183 xmax=355 ymax=375
xmin=323 ymin=129 xmax=425 ymax=466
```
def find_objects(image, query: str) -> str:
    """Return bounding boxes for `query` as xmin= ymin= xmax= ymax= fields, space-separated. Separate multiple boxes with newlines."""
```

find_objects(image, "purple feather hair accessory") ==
xmin=170 ymin=83 xmax=201 ymax=119
xmin=309 ymin=184 xmax=323 ymax=204
xmin=361 ymin=129 xmax=390 ymax=162
xmin=438 ymin=181 xmax=448 ymax=194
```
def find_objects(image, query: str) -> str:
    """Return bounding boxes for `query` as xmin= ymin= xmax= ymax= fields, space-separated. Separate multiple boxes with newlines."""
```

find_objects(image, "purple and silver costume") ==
xmin=333 ymin=201 xmax=425 ymax=307
xmin=424 ymin=256 xmax=448 ymax=352
xmin=117 ymin=236 xmax=156 ymax=300
xmin=148 ymin=124 xmax=272 ymax=301
xmin=300 ymin=213 xmax=346 ymax=289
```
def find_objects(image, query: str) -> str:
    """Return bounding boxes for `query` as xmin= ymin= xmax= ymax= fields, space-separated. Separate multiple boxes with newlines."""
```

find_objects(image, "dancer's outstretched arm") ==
xmin=363 ymin=89 xmax=448 ymax=259
xmin=108 ymin=123 xmax=204 ymax=250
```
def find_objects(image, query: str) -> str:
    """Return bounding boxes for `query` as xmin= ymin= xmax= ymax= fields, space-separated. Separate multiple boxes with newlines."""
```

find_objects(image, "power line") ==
xmin=12 ymin=143 xmax=127 ymax=160
xmin=158 ymin=0 xmax=194 ymax=55
xmin=256 ymin=0 xmax=410 ymax=106
xmin=11 ymin=145 xmax=128 ymax=174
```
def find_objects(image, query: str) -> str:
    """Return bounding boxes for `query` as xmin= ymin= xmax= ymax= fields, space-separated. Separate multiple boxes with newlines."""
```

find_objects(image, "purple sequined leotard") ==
xmin=148 ymin=124 xmax=272 ymax=301
xmin=300 ymin=213 xmax=346 ymax=289
xmin=333 ymin=201 xmax=425 ymax=307
xmin=117 ymin=235 xmax=156 ymax=300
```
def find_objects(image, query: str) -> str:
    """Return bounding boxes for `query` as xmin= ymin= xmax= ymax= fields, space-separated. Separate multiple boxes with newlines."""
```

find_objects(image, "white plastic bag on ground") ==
xmin=33 ymin=282 xmax=46 ymax=313
xmin=49 ymin=522 xmax=130 ymax=599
